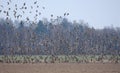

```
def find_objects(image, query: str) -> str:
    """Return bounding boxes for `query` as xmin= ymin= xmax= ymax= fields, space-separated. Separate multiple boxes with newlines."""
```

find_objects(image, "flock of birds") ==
xmin=0 ymin=0 xmax=69 ymax=23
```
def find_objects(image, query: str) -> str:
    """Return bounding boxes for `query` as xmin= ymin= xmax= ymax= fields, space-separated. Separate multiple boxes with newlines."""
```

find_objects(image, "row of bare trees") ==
xmin=0 ymin=18 xmax=120 ymax=55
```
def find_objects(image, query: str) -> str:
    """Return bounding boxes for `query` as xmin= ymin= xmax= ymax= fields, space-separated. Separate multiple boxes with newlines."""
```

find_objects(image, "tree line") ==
xmin=0 ymin=17 xmax=120 ymax=55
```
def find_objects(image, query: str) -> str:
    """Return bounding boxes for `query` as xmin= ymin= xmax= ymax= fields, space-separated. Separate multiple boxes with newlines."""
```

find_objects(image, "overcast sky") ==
xmin=0 ymin=0 xmax=120 ymax=29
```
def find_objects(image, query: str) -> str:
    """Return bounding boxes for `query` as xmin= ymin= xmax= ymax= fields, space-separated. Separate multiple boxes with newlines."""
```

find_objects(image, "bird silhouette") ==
xmin=29 ymin=11 xmax=32 ymax=13
xmin=8 ymin=8 xmax=11 ymax=10
xmin=7 ymin=2 xmax=9 ymax=5
xmin=6 ymin=17 xmax=9 ymax=20
xmin=15 ymin=4 xmax=17 ymax=7
xmin=17 ymin=15 xmax=22 ymax=19
xmin=4 ymin=11 xmax=6 ymax=13
xmin=15 ymin=8 xmax=17 ymax=10
xmin=26 ymin=17 xmax=29 ymax=21
xmin=36 ymin=10 xmax=38 ymax=12
xmin=34 ymin=1 xmax=37 ymax=4
xmin=23 ymin=3 xmax=26 ymax=6
xmin=0 ymin=5 xmax=3 ymax=8
xmin=67 ymin=13 xmax=69 ymax=16
xmin=6 ymin=11 xmax=9 ymax=16
xmin=51 ymin=14 xmax=53 ymax=17
xmin=35 ymin=14 xmax=38 ymax=17
xmin=42 ymin=7 xmax=45 ymax=9
xmin=0 ymin=10 xmax=2 ymax=13
xmin=39 ymin=12 xmax=41 ymax=15
xmin=25 ymin=7 xmax=27 ymax=9
xmin=64 ymin=13 xmax=66 ymax=16
xmin=37 ymin=6 xmax=39 ymax=8
xmin=22 ymin=11 xmax=25 ymax=14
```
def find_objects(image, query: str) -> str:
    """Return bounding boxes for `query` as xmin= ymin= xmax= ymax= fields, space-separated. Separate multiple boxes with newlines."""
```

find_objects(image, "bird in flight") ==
xmin=42 ymin=7 xmax=45 ymax=9
xmin=51 ymin=14 xmax=53 ymax=17
xmin=64 ymin=13 xmax=66 ymax=16
xmin=67 ymin=13 xmax=69 ymax=16
xmin=34 ymin=1 xmax=37 ymax=4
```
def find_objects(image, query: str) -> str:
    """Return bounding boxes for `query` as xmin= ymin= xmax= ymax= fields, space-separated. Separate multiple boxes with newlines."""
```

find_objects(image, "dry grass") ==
xmin=0 ymin=63 xmax=120 ymax=73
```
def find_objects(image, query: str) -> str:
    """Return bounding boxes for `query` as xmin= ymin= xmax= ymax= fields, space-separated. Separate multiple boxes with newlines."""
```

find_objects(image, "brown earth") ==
xmin=0 ymin=63 xmax=120 ymax=73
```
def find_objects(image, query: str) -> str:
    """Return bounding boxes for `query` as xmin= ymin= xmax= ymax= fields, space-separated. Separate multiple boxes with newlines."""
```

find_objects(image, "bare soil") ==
xmin=0 ymin=63 xmax=120 ymax=73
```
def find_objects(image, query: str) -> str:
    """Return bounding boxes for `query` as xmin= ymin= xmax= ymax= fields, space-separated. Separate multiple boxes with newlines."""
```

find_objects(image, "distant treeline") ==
xmin=0 ymin=18 xmax=120 ymax=55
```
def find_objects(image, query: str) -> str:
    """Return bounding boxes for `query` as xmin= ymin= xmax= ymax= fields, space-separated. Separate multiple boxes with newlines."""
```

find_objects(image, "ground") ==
xmin=0 ymin=63 xmax=120 ymax=73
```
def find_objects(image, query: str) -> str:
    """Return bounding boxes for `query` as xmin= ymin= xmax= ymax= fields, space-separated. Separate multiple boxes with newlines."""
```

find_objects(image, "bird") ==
xmin=23 ymin=3 xmax=26 ymax=6
xmin=17 ymin=15 xmax=19 ymax=19
xmin=14 ymin=14 xmax=16 ymax=18
xmin=34 ymin=1 xmax=37 ymax=4
xmin=7 ymin=2 xmax=9 ymax=5
xmin=15 ymin=8 xmax=17 ymax=10
xmin=26 ymin=17 xmax=29 ymax=21
xmin=22 ymin=11 xmax=25 ymax=14
xmin=0 ymin=10 xmax=2 ymax=13
xmin=6 ymin=17 xmax=9 ymax=20
xmin=4 ymin=11 xmax=6 ymax=13
xmin=13 ymin=10 xmax=16 ymax=13
xmin=6 ymin=11 xmax=9 ymax=16
xmin=8 ymin=8 xmax=11 ymax=10
xmin=0 ymin=5 xmax=3 ymax=8
xmin=29 ymin=11 xmax=32 ymax=13
xmin=37 ymin=5 xmax=39 ymax=8
xmin=36 ymin=10 xmax=38 ymax=12
xmin=51 ymin=14 xmax=53 ymax=17
xmin=17 ymin=15 xmax=22 ymax=19
xmin=35 ymin=14 xmax=38 ymax=17
xmin=13 ymin=10 xmax=17 ymax=17
xmin=42 ymin=7 xmax=45 ymax=9
xmin=25 ymin=7 xmax=27 ymax=9
xmin=67 ymin=13 xmax=69 ymax=16
xmin=15 ymin=4 xmax=17 ymax=7
xmin=64 ymin=13 xmax=66 ymax=16
xmin=39 ymin=12 xmax=41 ymax=15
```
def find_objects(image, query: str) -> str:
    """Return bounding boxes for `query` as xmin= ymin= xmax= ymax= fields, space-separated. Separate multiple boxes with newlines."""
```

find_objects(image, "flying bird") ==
xmin=8 ymin=8 xmax=11 ymax=10
xmin=20 ymin=7 xmax=24 ymax=9
xmin=34 ymin=1 xmax=37 ymax=4
xmin=6 ymin=17 xmax=9 ymax=20
xmin=6 ymin=11 xmax=9 ymax=16
xmin=0 ymin=10 xmax=2 ymax=13
xmin=42 ymin=7 xmax=45 ymax=9
xmin=15 ymin=8 xmax=17 ymax=10
xmin=15 ymin=4 xmax=17 ymax=7
xmin=17 ymin=15 xmax=22 ymax=19
xmin=39 ymin=12 xmax=41 ymax=15
xmin=7 ymin=2 xmax=9 ymax=5
xmin=51 ymin=14 xmax=53 ymax=17
xmin=23 ymin=3 xmax=26 ymax=6
xmin=35 ymin=14 xmax=38 ymax=16
xmin=22 ymin=11 xmax=25 ymax=14
xmin=64 ymin=13 xmax=66 ymax=16
xmin=0 ymin=5 xmax=3 ymax=8
xmin=37 ymin=5 xmax=39 ymax=8
xmin=4 ymin=11 xmax=6 ymax=13
xmin=36 ymin=10 xmax=38 ymax=12
xmin=26 ymin=17 xmax=29 ymax=21
xmin=29 ymin=11 xmax=32 ymax=13
xmin=25 ymin=7 xmax=27 ymax=9
xmin=67 ymin=13 xmax=69 ymax=16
